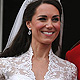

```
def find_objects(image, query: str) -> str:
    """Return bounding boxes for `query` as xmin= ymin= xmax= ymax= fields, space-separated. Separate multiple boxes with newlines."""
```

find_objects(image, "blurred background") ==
xmin=0 ymin=0 xmax=80 ymax=59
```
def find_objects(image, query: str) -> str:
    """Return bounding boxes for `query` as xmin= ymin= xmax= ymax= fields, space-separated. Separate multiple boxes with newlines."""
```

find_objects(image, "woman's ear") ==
xmin=26 ymin=21 xmax=32 ymax=29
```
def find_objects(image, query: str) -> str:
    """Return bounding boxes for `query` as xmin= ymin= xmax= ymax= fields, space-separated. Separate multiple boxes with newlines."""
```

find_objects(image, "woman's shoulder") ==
xmin=0 ymin=57 xmax=15 ymax=68
xmin=50 ymin=53 xmax=77 ymax=79
xmin=54 ymin=53 xmax=77 ymax=71
xmin=57 ymin=55 xmax=77 ymax=76
xmin=63 ymin=59 xmax=78 ymax=79
xmin=0 ymin=52 xmax=29 ymax=68
xmin=63 ymin=58 xmax=77 ymax=70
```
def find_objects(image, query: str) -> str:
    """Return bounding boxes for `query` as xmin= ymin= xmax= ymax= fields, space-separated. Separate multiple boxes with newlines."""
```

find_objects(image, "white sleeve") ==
xmin=71 ymin=63 xmax=78 ymax=80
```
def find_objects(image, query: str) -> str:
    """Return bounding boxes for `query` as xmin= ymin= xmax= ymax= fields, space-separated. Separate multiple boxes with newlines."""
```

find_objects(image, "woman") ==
xmin=66 ymin=40 xmax=80 ymax=80
xmin=0 ymin=0 xmax=77 ymax=80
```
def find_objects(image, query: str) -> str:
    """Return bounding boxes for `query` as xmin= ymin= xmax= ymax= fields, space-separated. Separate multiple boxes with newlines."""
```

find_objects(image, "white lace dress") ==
xmin=0 ymin=46 xmax=77 ymax=80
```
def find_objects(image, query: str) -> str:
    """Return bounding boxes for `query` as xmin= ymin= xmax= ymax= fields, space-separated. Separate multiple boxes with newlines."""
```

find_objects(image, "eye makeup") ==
xmin=37 ymin=15 xmax=60 ymax=22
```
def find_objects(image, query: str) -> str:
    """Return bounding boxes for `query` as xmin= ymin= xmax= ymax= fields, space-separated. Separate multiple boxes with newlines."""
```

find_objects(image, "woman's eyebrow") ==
xmin=37 ymin=15 xmax=47 ymax=17
xmin=37 ymin=15 xmax=60 ymax=18
xmin=52 ymin=15 xmax=60 ymax=18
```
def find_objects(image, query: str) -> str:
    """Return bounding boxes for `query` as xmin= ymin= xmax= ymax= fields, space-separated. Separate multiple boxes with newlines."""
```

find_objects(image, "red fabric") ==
xmin=66 ymin=44 xmax=80 ymax=80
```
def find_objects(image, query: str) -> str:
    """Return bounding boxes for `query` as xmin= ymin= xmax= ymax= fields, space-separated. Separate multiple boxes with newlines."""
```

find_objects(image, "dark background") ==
xmin=3 ymin=0 xmax=80 ymax=59
xmin=61 ymin=0 xmax=80 ymax=59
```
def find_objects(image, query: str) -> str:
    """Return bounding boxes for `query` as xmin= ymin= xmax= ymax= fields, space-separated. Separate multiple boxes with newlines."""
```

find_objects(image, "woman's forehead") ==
xmin=34 ymin=3 xmax=59 ymax=16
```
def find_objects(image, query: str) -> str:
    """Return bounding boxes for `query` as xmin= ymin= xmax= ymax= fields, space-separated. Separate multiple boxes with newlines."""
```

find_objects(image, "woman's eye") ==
xmin=38 ymin=18 xmax=46 ymax=21
xmin=52 ymin=18 xmax=59 ymax=22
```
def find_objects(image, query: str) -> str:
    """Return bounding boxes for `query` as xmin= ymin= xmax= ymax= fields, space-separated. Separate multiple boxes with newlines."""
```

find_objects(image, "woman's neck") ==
xmin=31 ymin=41 xmax=51 ymax=60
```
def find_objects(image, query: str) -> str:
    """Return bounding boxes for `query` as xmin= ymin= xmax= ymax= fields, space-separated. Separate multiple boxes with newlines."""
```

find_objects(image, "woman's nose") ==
xmin=46 ymin=20 xmax=53 ymax=29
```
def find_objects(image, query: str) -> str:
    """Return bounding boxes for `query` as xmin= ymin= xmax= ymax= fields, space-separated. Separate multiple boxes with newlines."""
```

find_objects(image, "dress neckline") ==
xmin=28 ymin=45 xmax=53 ymax=80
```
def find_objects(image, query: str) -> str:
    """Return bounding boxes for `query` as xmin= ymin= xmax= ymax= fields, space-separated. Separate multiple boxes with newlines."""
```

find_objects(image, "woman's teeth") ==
xmin=42 ymin=32 xmax=53 ymax=35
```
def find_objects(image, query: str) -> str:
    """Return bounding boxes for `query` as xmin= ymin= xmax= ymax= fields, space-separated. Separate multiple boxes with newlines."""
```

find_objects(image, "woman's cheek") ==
xmin=54 ymin=23 xmax=60 ymax=31
xmin=35 ymin=23 xmax=44 ymax=29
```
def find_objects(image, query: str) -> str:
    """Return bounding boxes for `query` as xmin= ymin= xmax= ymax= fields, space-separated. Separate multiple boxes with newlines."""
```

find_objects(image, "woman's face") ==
xmin=26 ymin=3 xmax=60 ymax=45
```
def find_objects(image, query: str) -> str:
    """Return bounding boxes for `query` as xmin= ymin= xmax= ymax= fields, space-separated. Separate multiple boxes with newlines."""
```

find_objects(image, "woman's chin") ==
xmin=41 ymin=40 xmax=53 ymax=45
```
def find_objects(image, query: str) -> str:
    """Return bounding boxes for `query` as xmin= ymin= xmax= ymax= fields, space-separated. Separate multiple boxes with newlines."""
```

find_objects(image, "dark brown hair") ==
xmin=0 ymin=0 xmax=62 ymax=57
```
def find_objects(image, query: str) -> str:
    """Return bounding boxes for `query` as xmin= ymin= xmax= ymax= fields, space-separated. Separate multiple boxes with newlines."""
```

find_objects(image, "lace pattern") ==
xmin=0 ymin=46 xmax=77 ymax=80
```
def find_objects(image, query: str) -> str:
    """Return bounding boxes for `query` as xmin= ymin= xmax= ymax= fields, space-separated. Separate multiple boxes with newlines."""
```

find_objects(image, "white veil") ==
xmin=4 ymin=0 xmax=64 ymax=57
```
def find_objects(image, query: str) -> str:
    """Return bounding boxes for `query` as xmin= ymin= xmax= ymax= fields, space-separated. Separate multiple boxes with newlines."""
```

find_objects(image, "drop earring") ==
xmin=28 ymin=28 xmax=31 ymax=35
